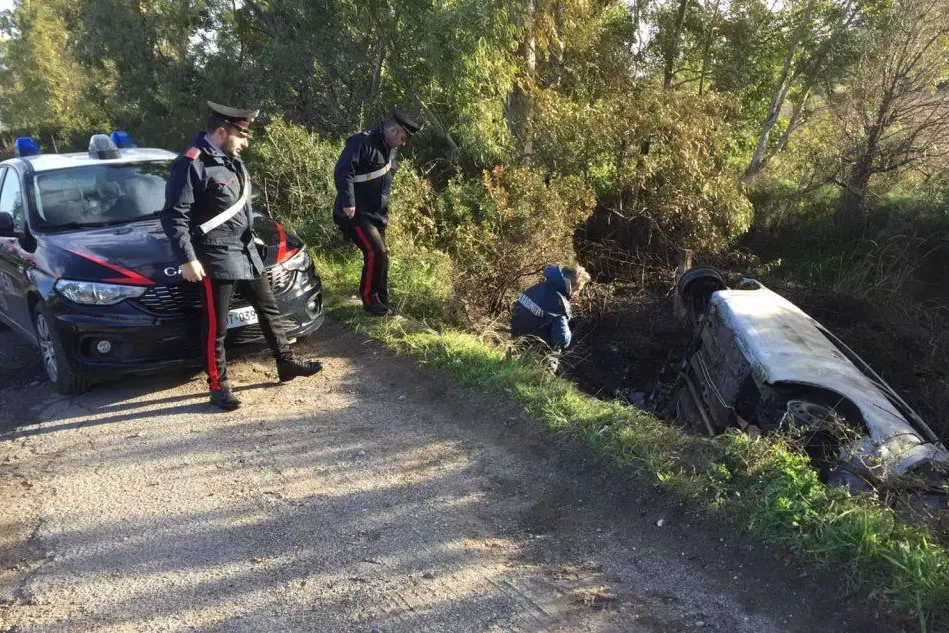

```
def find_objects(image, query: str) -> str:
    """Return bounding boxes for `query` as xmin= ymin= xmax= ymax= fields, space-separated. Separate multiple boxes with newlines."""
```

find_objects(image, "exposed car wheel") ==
xmin=33 ymin=303 xmax=91 ymax=395
xmin=675 ymin=267 xmax=727 ymax=330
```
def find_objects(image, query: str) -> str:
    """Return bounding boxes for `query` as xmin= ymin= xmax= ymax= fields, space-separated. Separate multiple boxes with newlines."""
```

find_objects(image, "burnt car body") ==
xmin=0 ymin=134 xmax=324 ymax=394
xmin=664 ymin=266 xmax=949 ymax=492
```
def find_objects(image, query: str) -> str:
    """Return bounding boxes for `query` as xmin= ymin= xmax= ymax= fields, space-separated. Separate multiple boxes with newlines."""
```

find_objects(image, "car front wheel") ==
xmin=34 ymin=303 xmax=91 ymax=395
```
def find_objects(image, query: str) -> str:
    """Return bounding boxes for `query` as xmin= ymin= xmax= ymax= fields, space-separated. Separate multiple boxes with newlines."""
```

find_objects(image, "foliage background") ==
xmin=2 ymin=0 xmax=949 ymax=626
xmin=0 ymin=0 xmax=945 ymax=389
xmin=0 ymin=0 xmax=945 ymax=317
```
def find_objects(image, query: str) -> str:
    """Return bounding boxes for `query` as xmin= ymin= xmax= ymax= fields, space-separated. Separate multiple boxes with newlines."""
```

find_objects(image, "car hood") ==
xmin=36 ymin=215 xmax=301 ymax=285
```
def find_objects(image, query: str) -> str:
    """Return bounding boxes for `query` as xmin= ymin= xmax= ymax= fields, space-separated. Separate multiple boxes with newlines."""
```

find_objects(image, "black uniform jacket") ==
xmin=161 ymin=133 xmax=265 ymax=280
xmin=333 ymin=123 xmax=397 ymax=228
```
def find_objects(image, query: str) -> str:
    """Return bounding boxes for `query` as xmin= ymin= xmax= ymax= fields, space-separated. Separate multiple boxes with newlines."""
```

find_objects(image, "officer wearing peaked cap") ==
xmin=162 ymin=100 xmax=323 ymax=411
xmin=333 ymin=110 xmax=421 ymax=315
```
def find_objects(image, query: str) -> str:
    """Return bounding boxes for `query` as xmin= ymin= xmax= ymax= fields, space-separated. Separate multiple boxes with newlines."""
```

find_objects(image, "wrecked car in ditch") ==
xmin=659 ymin=266 xmax=949 ymax=494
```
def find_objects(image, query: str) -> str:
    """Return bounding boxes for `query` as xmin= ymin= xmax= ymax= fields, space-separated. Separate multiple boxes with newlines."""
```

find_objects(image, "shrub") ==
xmin=532 ymin=88 xmax=753 ymax=254
xmin=431 ymin=165 xmax=595 ymax=321
xmin=246 ymin=116 xmax=343 ymax=249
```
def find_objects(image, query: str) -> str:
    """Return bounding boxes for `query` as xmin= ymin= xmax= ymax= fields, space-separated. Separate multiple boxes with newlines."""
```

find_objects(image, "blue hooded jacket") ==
xmin=511 ymin=265 xmax=574 ymax=349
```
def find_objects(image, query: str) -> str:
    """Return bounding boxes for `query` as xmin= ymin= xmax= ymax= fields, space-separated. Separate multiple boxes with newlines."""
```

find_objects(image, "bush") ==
xmin=431 ymin=165 xmax=595 ymax=321
xmin=383 ymin=159 xmax=456 ymax=321
xmin=532 ymin=88 xmax=753 ymax=254
xmin=246 ymin=116 xmax=343 ymax=249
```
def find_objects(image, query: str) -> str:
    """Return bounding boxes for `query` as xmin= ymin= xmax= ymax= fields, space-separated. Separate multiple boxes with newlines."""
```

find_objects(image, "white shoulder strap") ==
xmin=199 ymin=170 xmax=251 ymax=235
xmin=352 ymin=161 xmax=392 ymax=183
xmin=517 ymin=293 xmax=549 ymax=319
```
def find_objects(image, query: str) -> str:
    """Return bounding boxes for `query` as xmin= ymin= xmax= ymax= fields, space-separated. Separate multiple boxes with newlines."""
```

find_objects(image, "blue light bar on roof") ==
xmin=110 ymin=130 xmax=136 ymax=148
xmin=14 ymin=137 xmax=40 ymax=157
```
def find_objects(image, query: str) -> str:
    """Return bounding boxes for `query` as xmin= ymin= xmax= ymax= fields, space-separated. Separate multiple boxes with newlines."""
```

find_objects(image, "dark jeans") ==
xmin=342 ymin=221 xmax=389 ymax=306
xmin=200 ymin=276 xmax=292 ymax=391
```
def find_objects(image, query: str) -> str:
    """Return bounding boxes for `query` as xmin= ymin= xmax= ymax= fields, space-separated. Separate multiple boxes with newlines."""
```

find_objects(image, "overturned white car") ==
xmin=663 ymin=267 xmax=949 ymax=493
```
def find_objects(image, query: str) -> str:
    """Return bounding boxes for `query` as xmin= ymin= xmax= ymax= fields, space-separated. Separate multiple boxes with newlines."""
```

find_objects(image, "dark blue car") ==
xmin=0 ymin=134 xmax=324 ymax=394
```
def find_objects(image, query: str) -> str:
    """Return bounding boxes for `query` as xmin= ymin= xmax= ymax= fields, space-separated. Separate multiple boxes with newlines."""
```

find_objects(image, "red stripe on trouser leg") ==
xmin=353 ymin=226 xmax=375 ymax=305
xmin=202 ymin=277 xmax=221 ymax=391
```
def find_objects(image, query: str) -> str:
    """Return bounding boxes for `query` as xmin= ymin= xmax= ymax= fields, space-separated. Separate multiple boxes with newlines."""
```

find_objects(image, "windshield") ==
xmin=31 ymin=161 xmax=170 ymax=229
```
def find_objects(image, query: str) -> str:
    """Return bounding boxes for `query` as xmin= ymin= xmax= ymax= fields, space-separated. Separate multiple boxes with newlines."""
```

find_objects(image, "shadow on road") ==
xmin=0 ymin=321 xmax=909 ymax=632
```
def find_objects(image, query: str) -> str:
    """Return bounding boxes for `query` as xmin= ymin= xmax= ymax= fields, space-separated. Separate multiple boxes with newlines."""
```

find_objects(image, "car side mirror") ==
xmin=0 ymin=213 xmax=14 ymax=236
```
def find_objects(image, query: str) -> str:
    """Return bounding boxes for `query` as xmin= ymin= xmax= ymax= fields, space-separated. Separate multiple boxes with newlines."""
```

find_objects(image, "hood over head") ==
xmin=543 ymin=264 xmax=571 ymax=296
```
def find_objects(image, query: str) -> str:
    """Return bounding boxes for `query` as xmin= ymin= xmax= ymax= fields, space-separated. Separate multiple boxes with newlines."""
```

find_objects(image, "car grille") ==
xmin=136 ymin=267 xmax=293 ymax=316
xmin=268 ymin=264 xmax=294 ymax=293
xmin=137 ymin=283 xmax=205 ymax=315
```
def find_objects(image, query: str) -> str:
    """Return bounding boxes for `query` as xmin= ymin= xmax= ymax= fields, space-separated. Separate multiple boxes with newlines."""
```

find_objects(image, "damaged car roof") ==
xmin=711 ymin=285 xmax=949 ymax=478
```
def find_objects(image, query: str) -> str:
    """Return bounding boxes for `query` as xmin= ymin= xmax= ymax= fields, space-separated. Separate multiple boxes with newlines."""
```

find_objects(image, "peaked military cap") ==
xmin=393 ymin=110 xmax=421 ymax=136
xmin=207 ymin=100 xmax=259 ymax=126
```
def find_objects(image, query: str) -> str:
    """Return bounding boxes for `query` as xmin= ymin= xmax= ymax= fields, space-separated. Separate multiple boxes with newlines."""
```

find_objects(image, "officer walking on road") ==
xmin=333 ymin=111 xmax=421 ymax=315
xmin=162 ymin=101 xmax=323 ymax=411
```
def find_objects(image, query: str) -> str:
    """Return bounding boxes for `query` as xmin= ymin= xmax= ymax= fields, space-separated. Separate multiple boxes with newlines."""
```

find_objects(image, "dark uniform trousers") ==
xmin=342 ymin=221 xmax=389 ymax=306
xmin=200 ymin=275 xmax=292 ymax=391
xmin=333 ymin=124 xmax=396 ymax=309
xmin=161 ymin=134 xmax=297 ymax=392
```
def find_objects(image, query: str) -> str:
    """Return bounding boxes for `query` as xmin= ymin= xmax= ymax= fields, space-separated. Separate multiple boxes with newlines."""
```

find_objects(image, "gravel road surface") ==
xmin=0 ymin=320 xmax=905 ymax=632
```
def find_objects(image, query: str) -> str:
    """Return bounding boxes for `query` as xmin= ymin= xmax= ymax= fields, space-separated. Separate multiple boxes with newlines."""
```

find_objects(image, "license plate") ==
xmin=226 ymin=305 xmax=259 ymax=329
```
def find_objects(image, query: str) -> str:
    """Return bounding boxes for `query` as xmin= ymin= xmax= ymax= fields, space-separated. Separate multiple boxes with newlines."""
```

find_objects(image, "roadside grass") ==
xmin=313 ymin=249 xmax=453 ymax=326
xmin=318 ymin=265 xmax=949 ymax=631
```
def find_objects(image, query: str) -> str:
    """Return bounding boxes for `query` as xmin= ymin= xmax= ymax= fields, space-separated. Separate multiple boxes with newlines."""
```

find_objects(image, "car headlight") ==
xmin=55 ymin=279 xmax=147 ymax=305
xmin=281 ymin=248 xmax=312 ymax=272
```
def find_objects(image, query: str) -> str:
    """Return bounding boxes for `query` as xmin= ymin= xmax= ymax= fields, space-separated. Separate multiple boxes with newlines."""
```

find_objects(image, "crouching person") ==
xmin=511 ymin=264 xmax=590 ymax=371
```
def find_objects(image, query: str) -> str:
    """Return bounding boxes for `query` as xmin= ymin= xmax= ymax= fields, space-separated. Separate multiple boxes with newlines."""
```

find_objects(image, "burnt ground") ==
xmin=557 ymin=282 xmax=688 ymax=411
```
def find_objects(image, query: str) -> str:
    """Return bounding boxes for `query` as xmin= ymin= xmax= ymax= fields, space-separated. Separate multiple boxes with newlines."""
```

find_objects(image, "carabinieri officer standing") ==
xmin=162 ymin=100 xmax=322 ymax=411
xmin=333 ymin=111 xmax=420 ymax=315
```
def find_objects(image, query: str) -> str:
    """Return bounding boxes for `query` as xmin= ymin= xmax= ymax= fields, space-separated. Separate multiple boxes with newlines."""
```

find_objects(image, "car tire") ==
xmin=33 ymin=303 xmax=91 ymax=395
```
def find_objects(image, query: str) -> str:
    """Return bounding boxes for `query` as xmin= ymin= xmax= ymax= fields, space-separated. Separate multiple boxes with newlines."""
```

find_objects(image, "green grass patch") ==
xmin=320 ymin=275 xmax=949 ymax=631
xmin=313 ymin=245 xmax=454 ymax=326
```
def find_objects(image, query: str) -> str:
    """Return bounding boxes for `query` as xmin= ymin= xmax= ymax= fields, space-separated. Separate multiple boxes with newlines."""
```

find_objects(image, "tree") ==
xmin=64 ymin=0 xmax=213 ymax=148
xmin=831 ymin=0 xmax=949 ymax=229
xmin=0 ymin=0 xmax=106 ymax=145
xmin=741 ymin=0 xmax=865 ymax=182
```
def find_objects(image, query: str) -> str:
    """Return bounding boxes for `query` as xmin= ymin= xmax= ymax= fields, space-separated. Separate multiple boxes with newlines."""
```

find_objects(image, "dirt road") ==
xmin=0 ymin=320 xmax=904 ymax=632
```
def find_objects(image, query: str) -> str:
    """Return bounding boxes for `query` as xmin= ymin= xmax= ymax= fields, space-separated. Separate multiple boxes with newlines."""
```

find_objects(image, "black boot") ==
xmin=209 ymin=387 xmax=242 ymax=411
xmin=277 ymin=357 xmax=323 ymax=382
xmin=363 ymin=298 xmax=391 ymax=316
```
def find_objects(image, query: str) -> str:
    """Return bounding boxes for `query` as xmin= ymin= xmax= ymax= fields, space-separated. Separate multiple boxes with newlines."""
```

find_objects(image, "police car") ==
xmin=0 ymin=133 xmax=324 ymax=394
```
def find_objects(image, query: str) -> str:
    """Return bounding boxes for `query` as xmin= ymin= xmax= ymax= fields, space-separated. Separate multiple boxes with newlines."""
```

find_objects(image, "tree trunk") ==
xmin=698 ymin=0 xmax=722 ymax=96
xmin=363 ymin=16 xmax=386 ymax=129
xmin=410 ymin=90 xmax=460 ymax=156
xmin=662 ymin=0 xmax=690 ymax=90
xmin=742 ymin=0 xmax=817 ymax=182
xmin=836 ymin=163 xmax=871 ymax=233
xmin=507 ymin=0 xmax=536 ymax=163
xmin=746 ymin=84 xmax=813 ymax=178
